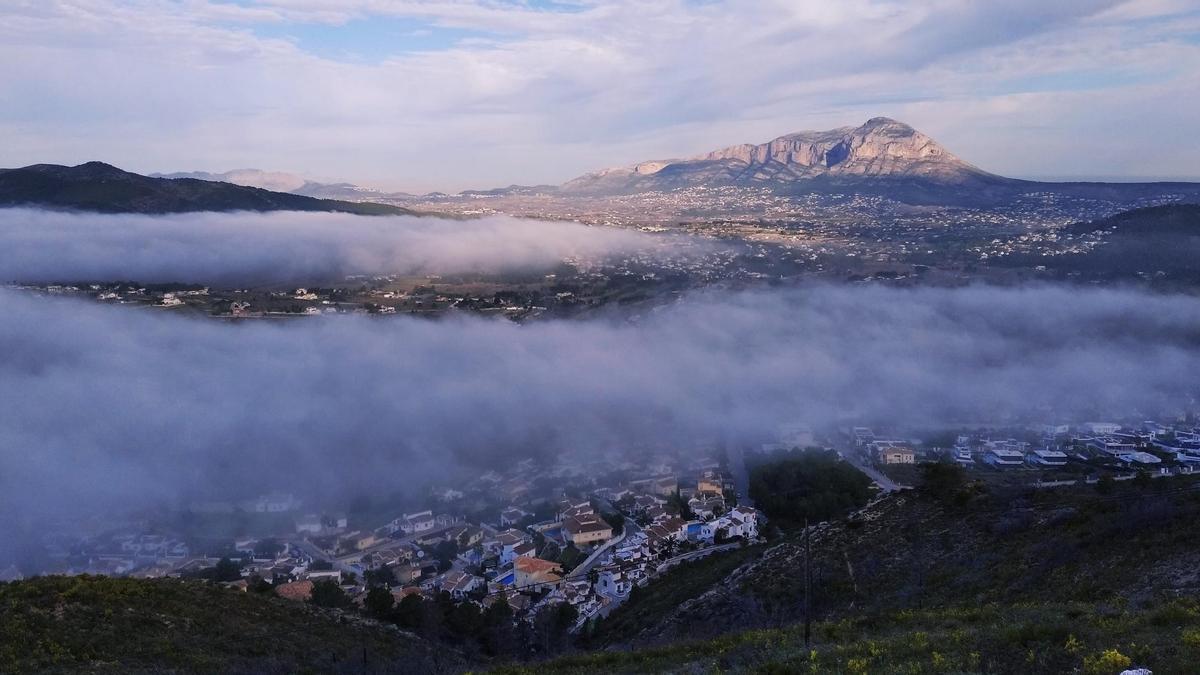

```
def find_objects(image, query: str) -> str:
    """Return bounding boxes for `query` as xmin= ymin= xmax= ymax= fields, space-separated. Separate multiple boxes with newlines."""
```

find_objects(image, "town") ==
xmin=10 ymin=411 xmax=1200 ymax=641
xmin=6 ymin=448 xmax=764 ymax=640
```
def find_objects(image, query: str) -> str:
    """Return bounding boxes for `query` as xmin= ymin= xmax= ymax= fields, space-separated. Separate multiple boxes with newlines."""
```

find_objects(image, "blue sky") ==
xmin=248 ymin=17 xmax=493 ymax=62
xmin=2 ymin=0 xmax=1198 ymax=191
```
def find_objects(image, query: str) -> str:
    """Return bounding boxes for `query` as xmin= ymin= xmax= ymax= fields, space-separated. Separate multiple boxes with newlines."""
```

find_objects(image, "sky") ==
xmin=2 ymin=0 xmax=1199 ymax=192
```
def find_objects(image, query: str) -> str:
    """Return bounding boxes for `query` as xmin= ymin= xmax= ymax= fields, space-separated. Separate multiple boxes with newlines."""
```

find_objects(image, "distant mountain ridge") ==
xmin=0 ymin=162 xmax=411 ymax=215
xmin=152 ymin=168 xmax=417 ymax=202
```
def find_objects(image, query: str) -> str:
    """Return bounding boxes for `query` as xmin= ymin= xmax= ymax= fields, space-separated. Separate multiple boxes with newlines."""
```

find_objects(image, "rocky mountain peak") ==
xmin=561 ymin=117 xmax=998 ymax=195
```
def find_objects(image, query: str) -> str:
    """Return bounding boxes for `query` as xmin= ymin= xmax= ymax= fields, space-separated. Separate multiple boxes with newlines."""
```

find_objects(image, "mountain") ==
xmin=561 ymin=117 xmax=1007 ymax=195
xmin=1067 ymin=202 xmax=1200 ymax=236
xmin=0 ymin=162 xmax=412 ymax=215
xmin=153 ymin=168 xmax=418 ymax=202
xmin=555 ymin=117 xmax=1200 ymax=206
xmin=996 ymin=203 xmax=1200 ymax=285
xmin=152 ymin=168 xmax=310 ymax=192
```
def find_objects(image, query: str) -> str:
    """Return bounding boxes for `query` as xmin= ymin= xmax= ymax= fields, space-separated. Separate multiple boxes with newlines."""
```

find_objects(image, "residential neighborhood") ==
xmin=12 ymin=450 xmax=763 ymax=636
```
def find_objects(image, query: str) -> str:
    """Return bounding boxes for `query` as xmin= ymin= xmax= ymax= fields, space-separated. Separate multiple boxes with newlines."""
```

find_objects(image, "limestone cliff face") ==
xmin=561 ymin=117 xmax=1000 ymax=194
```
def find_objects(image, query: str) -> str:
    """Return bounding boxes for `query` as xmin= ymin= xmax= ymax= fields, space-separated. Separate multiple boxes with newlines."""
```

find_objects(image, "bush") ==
xmin=1083 ymin=648 xmax=1131 ymax=675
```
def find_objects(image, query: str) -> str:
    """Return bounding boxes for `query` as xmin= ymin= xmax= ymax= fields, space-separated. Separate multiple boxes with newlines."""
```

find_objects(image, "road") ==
xmin=834 ymin=441 xmax=904 ymax=492
xmin=569 ymin=519 xmax=640 ymax=579
xmin=650 ymin=542 xmax=742 ymax=575
xmin=727 ymin=444 xmax=754 ymax=507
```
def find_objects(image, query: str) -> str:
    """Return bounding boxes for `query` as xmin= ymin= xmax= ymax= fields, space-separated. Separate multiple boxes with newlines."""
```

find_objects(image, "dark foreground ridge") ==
xmin=0 ymin=575 xmax=459 ymax=673
xmin=0 ymin=162 xmax=411 ymax=215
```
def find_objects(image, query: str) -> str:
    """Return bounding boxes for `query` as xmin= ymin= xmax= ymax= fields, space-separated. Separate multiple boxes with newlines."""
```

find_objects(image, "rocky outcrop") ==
xmin=561 ymin=117 xmax=1002 ymax=195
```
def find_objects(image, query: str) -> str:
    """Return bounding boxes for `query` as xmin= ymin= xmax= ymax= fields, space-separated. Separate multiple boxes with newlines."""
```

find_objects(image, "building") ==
xmin=275 ymin=580 xmax=314 ymax=602
xmin=445 ymin=524 xmax=484 ymax=549
xmin=696 ymin=474 xmax=724 ymax=496
xmin=561 ymin=515 xmax=613 ymax=548
xmin=594 ymin=565 xmax=632 ymax=599
xmin=1085 ymin=422 xmax=1122 ymax=435
xmin=245 ymin=492 xmax=301 ymax=513
xmin=1088 ymin=437 xmax=1137 ymax=456
xmin=499 ymin=507 xmax=532 ymax=527
xmin=514 ymin=556 xmax=563 ymax=591
xmin=439 ymin=570 xmax=483 ymax=600
xmin=294 ymin=514 xmax=324 ymax=534
xmin=339 ymin=531 xmax=378 ymax=551
xmin=871 ymin=441 xmax=915 ymax=465
xmin=502 ymin=540 xmax=537 ymax=566
xmin=687 ymin=494 xmax=725 ymax=520
xmin=558 ymin=501 xmax=595 ymax=522
xmin=397 ymin=510 xmax=436 ymax=534
xmin=1027 ymin=449 xmax=1068 ymax=467
xmin=729 ymin=506 xmax=759 ymax=539
xmin=984 ymin=447 xmax=1025 ymax=467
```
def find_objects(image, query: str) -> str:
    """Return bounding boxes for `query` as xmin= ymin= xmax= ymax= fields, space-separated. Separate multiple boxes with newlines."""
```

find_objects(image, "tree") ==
xmin=212 ymin=557 xmax=242 ymax=582
xmin=602 ymin=511 xmax=625 ymax=535
xmin=433 ymin=540 xmax=459 ymax=566
xmin=666 ymin=489 xmax=694 ymax=519
xmin=919 ymin=461 xmax=978 ymax=505
xmin=247 ymin=574 xmax=274 ymax=594
xmin=393 ymin=593 xmax=426 ymax=631
xmin=364 ymin=585 xmax=394 ymax=619
xmin=445 ymin=599 xmax=482 ymax=641
xmin=254 ymin=538 xmax=283 ymax=559
xmin=365 ymin=565 xmax=397 ymax=588
xmin=748 ymin=449 xmax=873 ymax=528
xmin=480 ymin=596 xmax=515 ymax=656
xmin=310 ymin=579 xmax=349 ymax=609
xmin=530 ymin=601 xmax=577 ymax=655
xmin=1096 ymin=473 xmax=1117 ymax=495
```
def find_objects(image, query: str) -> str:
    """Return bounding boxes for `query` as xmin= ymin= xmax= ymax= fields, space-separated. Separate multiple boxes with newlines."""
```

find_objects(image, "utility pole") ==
xmin=804 ymin=517 xmax=812 ymax=648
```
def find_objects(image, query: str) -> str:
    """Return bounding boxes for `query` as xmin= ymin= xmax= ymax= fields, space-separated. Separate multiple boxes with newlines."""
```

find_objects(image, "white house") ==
xmin=1085 ymin=422 xmax=1122 ymax=435
xmin=594 ymin=565 xmax=632 ymax=599
xmin=399 ymin=510 xmax=436 ymax=534
xmin=295 ymin=514 xmax=323 ymax=534
xmin=985 ymin=447 xmax=1025 ymax=467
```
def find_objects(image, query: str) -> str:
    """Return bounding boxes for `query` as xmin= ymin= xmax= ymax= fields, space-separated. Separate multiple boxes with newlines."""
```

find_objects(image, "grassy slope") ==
xmin=497 ymin=599 xmax=1200 ymax=674
xmin=504 ymin=477 xmax=1200 ymax=673
xmin=623 ymin=477 xmax=1200 ymax=644
xmin=0 ymin=575 xmax=458 ymax=674
xmin=584 ymin=544 xmax=764 ymax=646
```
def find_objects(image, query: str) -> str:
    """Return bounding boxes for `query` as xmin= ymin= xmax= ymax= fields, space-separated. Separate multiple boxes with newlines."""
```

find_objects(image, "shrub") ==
xmin=1083 ymin=648 xmax=1131 ymax=675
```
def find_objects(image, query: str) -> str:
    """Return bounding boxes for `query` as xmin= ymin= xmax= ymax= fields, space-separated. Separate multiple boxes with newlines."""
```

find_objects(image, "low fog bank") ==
xmin=0 ymin=208 xmax=658 ymax=284
xmin=2 ymin=283 xmax=1200 ymax=556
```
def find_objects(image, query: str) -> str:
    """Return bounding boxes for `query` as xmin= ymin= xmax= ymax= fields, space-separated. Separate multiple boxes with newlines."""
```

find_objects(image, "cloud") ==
xmin=0 ymin=208 xmax=661 ymax=284
xmin=2 ymin=283 xmax=1198 ymax=562
xmin=1 ymin=1 xmax=1197 ymax=189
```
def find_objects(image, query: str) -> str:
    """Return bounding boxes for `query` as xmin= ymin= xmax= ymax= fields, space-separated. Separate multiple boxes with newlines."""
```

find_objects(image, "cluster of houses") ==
xmin=9 ymin=455 xmax=763 ymax=636
xmin=272 ymin=467 xmax=762 ymax=632
xmin=853 ymin=421 xmax=1200 ymax=476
